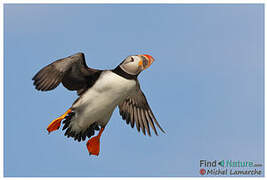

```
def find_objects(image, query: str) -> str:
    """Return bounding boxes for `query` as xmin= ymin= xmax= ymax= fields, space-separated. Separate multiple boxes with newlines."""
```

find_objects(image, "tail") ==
xmin=62 ymin=112 xmax=100 ymax=142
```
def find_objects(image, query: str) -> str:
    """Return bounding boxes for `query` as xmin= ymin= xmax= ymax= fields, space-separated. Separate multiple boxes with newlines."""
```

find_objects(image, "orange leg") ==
xmin=47 ymin=109 xmax=72 ymax=133
xmin=86 ymin=127 xmax=104 ymax=156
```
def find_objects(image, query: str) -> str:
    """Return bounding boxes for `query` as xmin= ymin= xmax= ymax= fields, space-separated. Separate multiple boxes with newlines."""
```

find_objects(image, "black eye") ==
xmin=130 ymin=57 xmax=134 ymax=62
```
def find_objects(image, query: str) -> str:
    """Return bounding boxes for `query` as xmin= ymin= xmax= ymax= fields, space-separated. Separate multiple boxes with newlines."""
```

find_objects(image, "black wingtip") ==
xmin=158 ymin=126 xmax=166 ymax=134
xmin=159 ymin=125 xmax=166 ymax=134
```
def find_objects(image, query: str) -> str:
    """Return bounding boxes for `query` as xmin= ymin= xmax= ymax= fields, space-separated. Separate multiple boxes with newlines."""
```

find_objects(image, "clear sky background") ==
xmin=4 ymin=4 xmax=264 ymax=177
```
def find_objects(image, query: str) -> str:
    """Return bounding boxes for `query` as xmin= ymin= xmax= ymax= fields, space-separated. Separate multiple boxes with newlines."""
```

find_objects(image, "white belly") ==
xmin=70 ymin=71 xmax=136 ymax=132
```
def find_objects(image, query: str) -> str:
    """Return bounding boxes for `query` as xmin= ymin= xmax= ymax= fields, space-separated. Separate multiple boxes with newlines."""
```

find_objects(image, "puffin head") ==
xmin=119 ymin=54 xmax=155 ymax=76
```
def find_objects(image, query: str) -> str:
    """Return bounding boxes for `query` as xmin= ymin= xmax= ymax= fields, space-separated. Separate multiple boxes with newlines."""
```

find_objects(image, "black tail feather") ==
xmin=62 ymin=112 xmax=100 ymax=142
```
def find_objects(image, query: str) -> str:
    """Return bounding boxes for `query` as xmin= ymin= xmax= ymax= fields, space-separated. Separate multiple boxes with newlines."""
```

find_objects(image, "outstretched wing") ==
xmin=32 ymin=52 xmax=102 ymax=95
xmin=118 ymin=83 xmax=165 ymax=136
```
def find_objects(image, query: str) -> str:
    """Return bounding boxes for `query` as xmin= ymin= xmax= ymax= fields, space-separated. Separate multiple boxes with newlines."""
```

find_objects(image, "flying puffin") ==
xmin=32 ymin=52 xmax=165 ymax=156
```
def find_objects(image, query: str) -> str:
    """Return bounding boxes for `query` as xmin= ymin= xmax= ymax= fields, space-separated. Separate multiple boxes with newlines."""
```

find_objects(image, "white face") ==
xmin=119 ymin=55 xmax=143 ymax=75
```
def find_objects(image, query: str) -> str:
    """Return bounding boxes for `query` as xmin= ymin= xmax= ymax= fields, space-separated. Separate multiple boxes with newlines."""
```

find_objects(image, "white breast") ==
xmin=70 ymin=71 xmax=136 ymax=132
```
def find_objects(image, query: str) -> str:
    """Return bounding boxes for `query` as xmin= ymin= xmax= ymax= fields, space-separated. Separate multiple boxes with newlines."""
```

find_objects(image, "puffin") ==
xmin=32 ymin=52 xmax=165 ymax=156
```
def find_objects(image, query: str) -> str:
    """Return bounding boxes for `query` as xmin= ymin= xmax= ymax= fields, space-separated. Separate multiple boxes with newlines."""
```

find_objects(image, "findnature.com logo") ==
xmin=199 ymin=160 xmax=263 ymax=176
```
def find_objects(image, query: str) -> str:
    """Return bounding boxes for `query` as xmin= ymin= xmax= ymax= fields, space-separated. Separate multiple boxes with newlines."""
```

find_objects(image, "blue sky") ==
xmin=4 ymin=4 xmax=264 ymax=177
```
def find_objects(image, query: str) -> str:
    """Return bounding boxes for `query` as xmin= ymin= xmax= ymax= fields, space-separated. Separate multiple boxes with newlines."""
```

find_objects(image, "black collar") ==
xmin=112 ymin=66 xmax=138 ymax=80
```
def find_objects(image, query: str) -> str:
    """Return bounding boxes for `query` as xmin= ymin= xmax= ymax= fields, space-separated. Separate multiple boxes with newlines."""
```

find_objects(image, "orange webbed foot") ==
xmin=47 ymin=118 xmax=62 ymax=133
xmin=86 ymin=136 xmax=100 ymax=156
xmin=47 ymin=109 xmax=72 ymax=133
xmin=86 ymin=128 xmax=104 ymax=156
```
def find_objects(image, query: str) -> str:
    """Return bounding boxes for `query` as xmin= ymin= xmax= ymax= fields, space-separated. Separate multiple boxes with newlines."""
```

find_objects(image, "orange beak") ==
xmin=138 ymin=54 xmax=155 ymax=70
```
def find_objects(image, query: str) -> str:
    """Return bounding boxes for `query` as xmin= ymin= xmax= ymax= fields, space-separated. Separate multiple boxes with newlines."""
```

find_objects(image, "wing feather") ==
xmin=118 ymin=82 xmax=165 ymax=136
xmin=130 ymin=102 xmax=135 ymax=128
xmin=141 ymin=109 xmax=150 ymax=136
xmin=134 ymin=106 xmax=140 ymax=132
xmin=32 ymin=52 xmax=101 ymax=95
xmin=137 ymin=108 xmax=145 ymax=135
